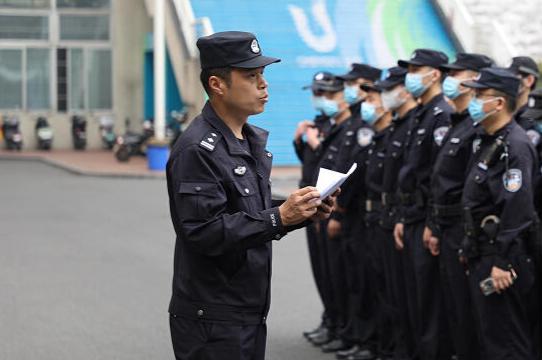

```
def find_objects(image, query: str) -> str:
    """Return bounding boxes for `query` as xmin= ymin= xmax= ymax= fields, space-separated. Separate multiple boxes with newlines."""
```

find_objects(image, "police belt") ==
xmin=399 ymin=190 xmax=425 ymax=207
xmin=365 ymin=199 xmax=383 ymax=212
xmin=169 ymin=295 xmax=267 ymax=325
xmin=432 ymin=203 xmax=463 ymax=218
xmin=381 ymin=192 xmax=398 ymax=207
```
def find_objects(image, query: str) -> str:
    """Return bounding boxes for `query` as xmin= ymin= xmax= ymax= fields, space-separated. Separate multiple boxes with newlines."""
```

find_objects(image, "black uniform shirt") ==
xmin=431 ymin=110 xmax=477 ymax=209
xmin=462 ymin=120 xmax=537 ymax=264
xmin=364 ymin=125 xmax=390 ymax=222
xmin=166 ymin=102 xmax=301 ymax=324
xmin=398 ymin=93 xmax=453 ymax=223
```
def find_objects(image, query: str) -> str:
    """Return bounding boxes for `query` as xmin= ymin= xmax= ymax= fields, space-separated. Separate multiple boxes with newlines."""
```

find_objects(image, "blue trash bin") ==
xmin=147 ymin=143 xmax=170 ymax=171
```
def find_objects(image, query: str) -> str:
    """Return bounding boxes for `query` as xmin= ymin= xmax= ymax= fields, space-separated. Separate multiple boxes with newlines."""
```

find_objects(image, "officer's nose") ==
xmin=259 ymin=75 xmax=268 ymax=90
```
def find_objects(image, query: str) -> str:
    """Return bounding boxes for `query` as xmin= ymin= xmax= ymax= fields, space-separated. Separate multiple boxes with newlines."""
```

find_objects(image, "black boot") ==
xmin=303 ymin=323 xmax=325 ymax=339
xmin=321 ymin=338 xmax=350 ymax=353
xmin=347 ymin=348 xmax=377 ymax=360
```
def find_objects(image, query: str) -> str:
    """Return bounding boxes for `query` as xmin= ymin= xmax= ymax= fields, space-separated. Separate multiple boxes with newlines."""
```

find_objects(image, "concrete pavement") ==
xmin=0 ymin=160 xmax=329 ymax=360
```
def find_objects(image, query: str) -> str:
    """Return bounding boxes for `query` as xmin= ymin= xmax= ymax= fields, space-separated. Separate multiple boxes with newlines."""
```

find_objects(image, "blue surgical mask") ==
xmin=443 ymin=76 xmax=463 ymax=100
xmin=405 ymin=71 xmax=433 ymax=98
xmin=535 ymin=121 xmax=542 ymax=134
xmin=361 ymin=102 xmax=381 ymax=124
xmin=312 ymin=96 xmax=325 ymax=112
xmin=319 ymin=97 xmax=340 ymax=117
xmin=468 ymin=97 xmax=498 ymax=124
xmin=344 ymin=85 xmax=359 ymax=105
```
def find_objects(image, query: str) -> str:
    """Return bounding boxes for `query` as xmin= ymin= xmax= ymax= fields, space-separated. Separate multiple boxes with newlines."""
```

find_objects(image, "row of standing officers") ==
xmin=296 ymin=49 xmax=542 ymax=360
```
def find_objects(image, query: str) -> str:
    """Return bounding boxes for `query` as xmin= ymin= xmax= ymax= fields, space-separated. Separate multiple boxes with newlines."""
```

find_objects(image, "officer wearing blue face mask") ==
xmin=460 ymin=67 xmax=538 ymax=360
xmin=337 ymin=63 xmax=383 ymax=119
xmin=429 ymin=52 xmax=494 ymax=360
xmin=297 ymin=71 xmax=342 ymax=344
xmin=395 ymin=48 xmax=454 ymax=360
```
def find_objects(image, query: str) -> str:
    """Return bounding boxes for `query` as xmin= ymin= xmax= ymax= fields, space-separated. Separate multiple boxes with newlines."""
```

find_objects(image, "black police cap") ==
xmin=302 ymin=71 xmax=344 ymax=92
xmin=377 ymin=67 xmax=408 ymax=90
xmin=337 ymin=63 xmax=382 ymax=82
xmin=197 ymin=31 xmax=280 ymax=70
xmin=398 ymin=48 xmax=449 ymax=69
xmin=440 ymin=53 xmax=494 ymax=72
xmin=523 ymin=88 xmax=542 ymax=120
xmin=462 ymin=67 xmax=520 ymax=98
xmin=508 ymin=56 xmax=540 ymax=78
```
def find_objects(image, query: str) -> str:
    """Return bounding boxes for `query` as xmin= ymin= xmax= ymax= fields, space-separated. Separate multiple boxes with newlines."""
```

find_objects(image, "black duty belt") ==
xmin=432 ymin=203 xmax=463 ymax=218
xmin=365 ymin=199 xmax=383 ymax=212
xmin=381 ymin=192 xmax=398 ymax=207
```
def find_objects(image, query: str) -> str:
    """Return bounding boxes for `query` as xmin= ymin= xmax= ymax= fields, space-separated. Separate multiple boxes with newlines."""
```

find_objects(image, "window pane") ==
xmin=88 ymin=49 xmax=111 ymax=110
xmin=0 ymin=0 xmax=49 ymax=8
xmin=0 ymin=49 xmax=22 ymax=109
xmin=60 ymin=15 xmax=109 ymax=41
xmin=0 ymin=16 xmax=48 ymax=40
xmin=57 ymin=0 xmax=109 ymax=9
xmin=27 ymin=49 xmax=50 ymax=110
xmin=69 ymin=48 xmax=85 ymax=110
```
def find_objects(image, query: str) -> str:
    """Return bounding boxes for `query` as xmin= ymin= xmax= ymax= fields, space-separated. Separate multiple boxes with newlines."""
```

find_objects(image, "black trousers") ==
xmin=305 ymin=222 xmax=327 ymax=324
xmin=468 ymin=254 xmax=536 ymax=360
xmin=170 ymin=315 xmax=267 ymax=360
xmin=439 ymin=224 xmax=480 ymax=360
xmin=318 ymin=219 xmax=339 ymax=331
xmin=403 ymin=221 xmax=451 ymax=360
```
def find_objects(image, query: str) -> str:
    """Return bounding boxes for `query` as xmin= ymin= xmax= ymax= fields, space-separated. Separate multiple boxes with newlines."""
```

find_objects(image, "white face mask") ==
xmin=381 ymin=87 xmax=407 ymax=111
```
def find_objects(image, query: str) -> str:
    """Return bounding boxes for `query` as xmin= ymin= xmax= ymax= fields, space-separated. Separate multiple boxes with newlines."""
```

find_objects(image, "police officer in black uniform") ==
xmin=166 ymin=31 xmax=337 ymax=360
xmin=296 ymin=72 xmax=338 ymax=341
xmin=394 ymin=49 xmax=454 ymax=360
xmin=379 ymin=67 xmax=419 ymax=360
xmin=430 ymin=53 xmax=494 ymax=360
xmin=461 ymin=67 xmax=538 ymax=360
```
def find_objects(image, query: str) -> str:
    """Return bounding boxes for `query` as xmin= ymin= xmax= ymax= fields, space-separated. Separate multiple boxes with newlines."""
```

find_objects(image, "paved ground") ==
xmin=0 ymin=160 xmax=330 ymax=360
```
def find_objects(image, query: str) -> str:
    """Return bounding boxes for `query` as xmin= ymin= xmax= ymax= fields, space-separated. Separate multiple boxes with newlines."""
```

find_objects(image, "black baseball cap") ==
xmin=377 ymin=67 xmax=408 ymax=90
xmin=440 ymin=53 xmax=494 ymax=72
xmin=462 ymin=67 xmax=520 ymax=98
xmin=398 ymin=48 xmax=449 ymax=69
xmin=337 ymin=63 xmax=382 ymax=82
xmin=360 ymin=82 xmax=382 ymax=93
xmin=302 ymin=71 xmax=344 ymax=92
xmin=196 ymin=31 xmax=280 ymax=70
xmin=523 ymin=88 xmax=542 ymax=120
xmin=508 ymin=56 xmax=540 ymax=78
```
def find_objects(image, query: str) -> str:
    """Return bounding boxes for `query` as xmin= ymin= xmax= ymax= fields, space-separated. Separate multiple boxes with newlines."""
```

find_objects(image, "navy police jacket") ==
xmin=166 ymin=102 xmax=300 ymax=325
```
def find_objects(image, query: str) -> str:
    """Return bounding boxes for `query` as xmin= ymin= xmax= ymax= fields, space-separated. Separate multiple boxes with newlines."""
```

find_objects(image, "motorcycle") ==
xmin=98 ymin=115 xmax=116 ymax=150
xmin=71 ymin=115 xmax=87 ymax=150
xmin=113 ymin=118 xmax=154 ymax=162
xmin=35 ymin=116 xmax=53 ymax=150
xmin=2 ymin=114 xmax=23 ymax=151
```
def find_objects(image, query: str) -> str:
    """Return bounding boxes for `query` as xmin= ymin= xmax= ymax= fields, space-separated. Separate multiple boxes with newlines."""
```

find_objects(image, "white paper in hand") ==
xmin=316 ymin=163 xmax=357 ymax=200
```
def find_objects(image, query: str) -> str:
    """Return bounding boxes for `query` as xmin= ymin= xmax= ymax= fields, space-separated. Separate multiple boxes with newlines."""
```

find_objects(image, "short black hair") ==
xmin=200 ymin=67 xmax=232 ymax=96
xmin=494 ymin=90 xmax=517 ymax=113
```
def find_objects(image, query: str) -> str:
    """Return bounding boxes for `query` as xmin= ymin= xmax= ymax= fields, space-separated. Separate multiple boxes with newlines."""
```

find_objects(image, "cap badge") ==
xmin=411 ymin=51 xmax=417 ymax=60
xmin=315 ymin=72 xmax=324 ymax=81
xmin=528 ymin=97 xmax=535 ymax=108
xmin=250 ymin=39 xmax=260 ymax=54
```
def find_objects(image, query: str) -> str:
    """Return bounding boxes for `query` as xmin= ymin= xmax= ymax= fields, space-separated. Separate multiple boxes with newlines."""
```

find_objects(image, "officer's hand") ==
xmin=327 ymin=218 xmax=342 ymax=239
xmin=311 ymin=189 xmax=338 ymax=221
xmin=423 ymin=226 xmax=432 ymax=249
xmin=279 ymin=187 xmax=321 ymax=226
xmin=306 ymin=127 xmax=320 ymax=150
xmin=394 ymin=223 xmax=404 ymax=250
xmin=295 ymin=120 xmax=314 ymax=141
xmin=490 ymin=266 xmax=514 ymax=293
xmin=428 ymin=236 xmax=440 ymax=256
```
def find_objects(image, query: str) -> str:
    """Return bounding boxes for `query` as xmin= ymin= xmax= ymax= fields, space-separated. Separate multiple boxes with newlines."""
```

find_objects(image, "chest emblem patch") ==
xmin=357 ymin=128 xmax=374 ymax=147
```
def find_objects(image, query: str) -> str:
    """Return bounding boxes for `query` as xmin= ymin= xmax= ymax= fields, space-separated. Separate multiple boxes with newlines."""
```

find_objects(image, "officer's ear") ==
xmin=523 ymin=74 xmax=536 ymax=91
xmin=208 ymin=76 xmax=228 ymax=97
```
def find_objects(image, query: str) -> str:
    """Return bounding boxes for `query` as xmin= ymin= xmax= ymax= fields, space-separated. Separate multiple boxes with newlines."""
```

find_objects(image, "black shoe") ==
xmin=336 ymin=345 xmax=361 ymax=359
xmin=306 ymin=327 xmax=328 ymax=341
xmin=347 ymin=349 xmax=377 ymax=360
xmin=303 ymin=324 xmax=325 ymax=338
xmin=321 ymin=339 xmax=349 ymax=353
xmin=311 ymin=332 xmax=333 ymax=346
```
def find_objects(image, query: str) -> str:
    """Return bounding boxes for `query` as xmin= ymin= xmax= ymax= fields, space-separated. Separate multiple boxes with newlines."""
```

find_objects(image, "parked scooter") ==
xmin=113 ymin=118 xmax=154 ymax=162
xmin=98 ymin=114 xmax=116 ymax=150
xmin=2 ymin=114 xmax=23 ymax=151
xmin=35 ymin=116 xmax=53 ymax=150
xmin=71 ymin=115 xmax=87 ymax=150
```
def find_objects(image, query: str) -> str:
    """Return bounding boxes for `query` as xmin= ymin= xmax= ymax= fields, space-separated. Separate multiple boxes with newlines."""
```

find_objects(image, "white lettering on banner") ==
xmin=288 ymin=0 xmax=337 ymax=53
